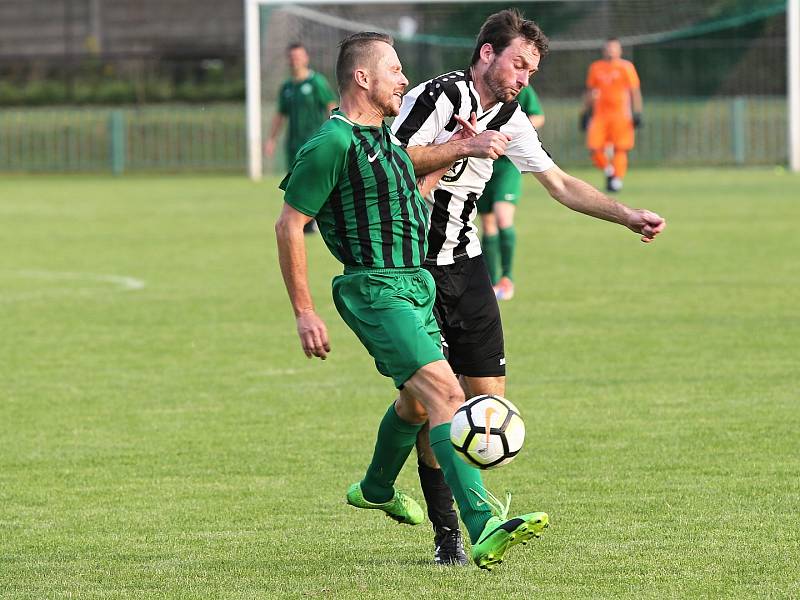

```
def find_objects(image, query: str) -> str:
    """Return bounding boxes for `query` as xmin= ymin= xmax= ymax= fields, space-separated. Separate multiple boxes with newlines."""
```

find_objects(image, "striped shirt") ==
xmin=392 ymin=70 xmax=555 ymax=265
xmin=280 ymin=110 xmax=429 ymax=268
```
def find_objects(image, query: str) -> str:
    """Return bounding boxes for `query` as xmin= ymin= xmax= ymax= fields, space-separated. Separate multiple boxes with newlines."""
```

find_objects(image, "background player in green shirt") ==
xmin=266 ymin=43 xmax=337 ymax=234
xmin=477 ymin=85 xmax=545 ymax=300
xmin=266 ymin=43 xmax=338 ymax=165
xmin=274 ymin=32 xmax=549 ymax=571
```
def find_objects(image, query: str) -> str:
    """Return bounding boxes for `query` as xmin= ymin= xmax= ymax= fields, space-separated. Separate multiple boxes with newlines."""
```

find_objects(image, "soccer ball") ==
xmin=450 ymin=394 xmax=525 ymax=469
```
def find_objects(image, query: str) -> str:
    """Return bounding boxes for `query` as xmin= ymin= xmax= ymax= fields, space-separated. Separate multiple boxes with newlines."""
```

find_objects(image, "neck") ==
xmin=469 ymin=65 xmax=500 ymax=111
xmin=292 ymin=67 xmax=310 ymax=81
xmin=339 ymin=94 xmax=385 ymax=127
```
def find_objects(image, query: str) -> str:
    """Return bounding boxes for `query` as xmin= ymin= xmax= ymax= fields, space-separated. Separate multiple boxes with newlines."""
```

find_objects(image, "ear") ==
xmin=479 ymin=43 xmax=495 ymax=64
xmin=354 ymin=68 xmax=370 ymax=90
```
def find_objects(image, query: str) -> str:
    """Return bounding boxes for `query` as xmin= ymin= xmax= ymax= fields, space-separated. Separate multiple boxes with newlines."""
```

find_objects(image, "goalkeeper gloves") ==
xmin=633 ymin=112 xmax=642 ymax=128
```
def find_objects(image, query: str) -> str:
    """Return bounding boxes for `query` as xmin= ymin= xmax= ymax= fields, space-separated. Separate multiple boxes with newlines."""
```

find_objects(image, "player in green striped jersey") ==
xmin=275 ymin=32 xmax=548 ymax=570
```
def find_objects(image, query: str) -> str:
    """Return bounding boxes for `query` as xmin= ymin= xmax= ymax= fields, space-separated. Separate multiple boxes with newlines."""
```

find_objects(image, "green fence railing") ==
xmin=0 ymin=104 xmax=248 ymax=174
xmin=0 ymin=97 xmax=789 ymax=174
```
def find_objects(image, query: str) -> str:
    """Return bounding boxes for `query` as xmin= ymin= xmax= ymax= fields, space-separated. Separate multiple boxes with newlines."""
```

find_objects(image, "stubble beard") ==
xmin=371 ymin=88 xmax=400 ymax=118
xmin=485 ymin=62 xmax=519 ymax=104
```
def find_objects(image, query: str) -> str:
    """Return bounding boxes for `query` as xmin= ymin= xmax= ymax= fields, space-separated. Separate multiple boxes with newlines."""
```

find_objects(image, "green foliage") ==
xmin=0 ymin=171 xmax=798 ymax=597
xmin=0 ymin=59 xmax=245 ymax=107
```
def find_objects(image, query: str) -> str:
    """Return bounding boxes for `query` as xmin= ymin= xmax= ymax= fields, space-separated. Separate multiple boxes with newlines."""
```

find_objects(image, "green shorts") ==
xmin=332 ymin=266 xmax=445 ymax=388
xmin=477 ymin=157 xmax=522 ymax=214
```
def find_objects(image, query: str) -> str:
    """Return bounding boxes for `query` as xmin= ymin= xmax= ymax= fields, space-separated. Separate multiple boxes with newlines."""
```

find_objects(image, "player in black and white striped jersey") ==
xmin=394 ymin=68 xmax=554 ymax=266
xmin=391 ymin=9 xmax=667 ymax=566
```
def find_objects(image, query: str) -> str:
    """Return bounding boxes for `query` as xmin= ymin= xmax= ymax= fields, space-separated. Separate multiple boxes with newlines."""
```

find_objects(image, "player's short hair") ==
xmin=335 ymin=32 xmax=394 ymax=92
xmin=470 ymin=8 xmax=549 ymax=65
xmin=286 ymin=42 xmax=306 ymax=52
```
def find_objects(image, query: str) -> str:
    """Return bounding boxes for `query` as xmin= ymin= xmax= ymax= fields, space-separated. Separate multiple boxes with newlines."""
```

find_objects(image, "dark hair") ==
xmin=287 ymin=42 xmax=305 ymax=52
xmin=469 ymin=9 xmax=549 ymax=65
xmin=335 ymin=32 xmax=394 ymax=92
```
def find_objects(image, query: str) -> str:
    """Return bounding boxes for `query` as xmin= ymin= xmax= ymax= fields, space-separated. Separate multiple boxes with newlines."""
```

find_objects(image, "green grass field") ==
xmin=1 ymin=169 xmax=798 ymax=598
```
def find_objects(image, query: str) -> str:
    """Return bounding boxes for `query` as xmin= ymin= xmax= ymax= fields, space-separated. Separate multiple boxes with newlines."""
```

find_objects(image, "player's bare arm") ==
xmin=415 ymin=113 xmax=480 ymax=195
xmin=533 ymin=165 xmax=666 ymax=243
xmin=275 ymin=202 xmax=331 ymax=359
xmin=265 ymin=113 xmax=287 ymax=158
xmin=406 ymin=114 xmax=511 ymax=176
xmin=529 ymin=113 xmax=545 ymax=129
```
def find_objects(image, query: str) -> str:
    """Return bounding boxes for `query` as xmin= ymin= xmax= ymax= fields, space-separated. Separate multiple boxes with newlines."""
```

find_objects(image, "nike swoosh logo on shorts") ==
xmin=368 ymin=153 xmax=379 ymax=162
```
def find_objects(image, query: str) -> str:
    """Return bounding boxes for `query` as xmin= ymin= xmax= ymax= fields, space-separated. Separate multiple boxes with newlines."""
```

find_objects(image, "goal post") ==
xmin=788 ymin=0 xmax=800 ymax=172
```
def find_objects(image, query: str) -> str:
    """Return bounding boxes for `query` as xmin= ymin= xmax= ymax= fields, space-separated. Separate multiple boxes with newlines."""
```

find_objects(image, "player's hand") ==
xmin=625 ymin=209 xmax=666 ymax=243
xmin=296 ymin=310 xmax=331 ymax=359
xmin=632 ymin=112 xmax=642 ymax=129
xmin=265 ymin=138 xmax=277 ymax=158
xmin=451 ymin=112 xmax=478 ymax=141
xmin=580 ymin=110 xmax=591 ymax=131
xmin=463 ymin=129 xmax=511 ymax=160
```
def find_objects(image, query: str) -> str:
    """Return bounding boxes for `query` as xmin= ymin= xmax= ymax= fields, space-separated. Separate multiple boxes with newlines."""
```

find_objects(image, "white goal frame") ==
xmin=245 ymin=0 xmax=800 ymax=179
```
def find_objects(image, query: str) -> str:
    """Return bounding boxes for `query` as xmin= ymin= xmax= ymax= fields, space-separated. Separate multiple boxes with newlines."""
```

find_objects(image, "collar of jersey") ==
xmin=330 ymin=109 xmax=389 ymax=133
xmin=464 ymin=77 xmax=503 ymax=123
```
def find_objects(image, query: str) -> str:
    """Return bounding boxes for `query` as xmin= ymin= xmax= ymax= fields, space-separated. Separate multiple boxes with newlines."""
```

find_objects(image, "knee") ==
xmin=395 ymin=395 xmax=428 ymax=424
xmin=497 ymin=214 xmax=513 ymax=230
xmin=442 ymin=381 xmax=465 ymax=412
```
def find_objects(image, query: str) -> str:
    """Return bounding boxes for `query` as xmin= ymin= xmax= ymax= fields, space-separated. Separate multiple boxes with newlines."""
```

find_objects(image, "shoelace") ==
xmin=469 ymin=485 xmax=512 ymax=521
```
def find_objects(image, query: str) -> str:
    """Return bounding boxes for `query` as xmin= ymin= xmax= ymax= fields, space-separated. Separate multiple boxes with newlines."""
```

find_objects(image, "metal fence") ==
xmin=0 ymin=97 xmax=788 ymax=175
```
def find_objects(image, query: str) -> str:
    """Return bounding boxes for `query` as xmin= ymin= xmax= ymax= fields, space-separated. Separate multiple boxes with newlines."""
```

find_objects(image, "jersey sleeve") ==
xmin=277 ymin=82 xmax=289 ymax=116
xmin=314 ymin=73 xmax=337 ymax=107
xmin=501 ymin=108 xmax=555 ymax=174
xmin=278 ymin=83 xmax=289 ymax=116
xmin=279 ymin=124 xmax=350 ymax=216
xmin=625 ymin=61 xmax=641 ymax=89
xmin=517 ymin=87 xmax=543 ymax=116
xmin=391 ymin=80 xmax=456 ymax=146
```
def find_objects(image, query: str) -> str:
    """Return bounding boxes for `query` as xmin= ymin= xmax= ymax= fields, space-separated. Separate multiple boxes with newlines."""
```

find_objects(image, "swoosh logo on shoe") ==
xmin=368 ymin=152 xmax=380 ymax=162
xmin=478 ymin=517 xmax=525 ymax=544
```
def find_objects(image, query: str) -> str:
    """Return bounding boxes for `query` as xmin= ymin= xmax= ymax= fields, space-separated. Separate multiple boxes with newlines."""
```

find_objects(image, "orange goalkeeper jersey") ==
xmin=586 ymin=59 xmax=640 ymax=115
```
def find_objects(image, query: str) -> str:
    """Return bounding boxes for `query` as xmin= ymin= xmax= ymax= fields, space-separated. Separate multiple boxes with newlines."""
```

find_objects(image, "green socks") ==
xmin=361 ymin=403 xmax=424 ymax=504
xmin=498 ymin=225 xmax=516 ymax=281
xmin=429 ymin=423 xmax=492 ymax=543
xmin=482 ymin=233 xmax=500 ymax=285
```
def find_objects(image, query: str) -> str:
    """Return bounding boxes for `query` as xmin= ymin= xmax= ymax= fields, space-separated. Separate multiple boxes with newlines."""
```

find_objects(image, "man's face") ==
xmin=287 ymin=47 xmax=309 ymax=72
xmin=603 ymin=40 xmax=622 ymax=60
xmin=483 ymin=36 xmax=540 ymax=103
xmin=367 ymin=43 xmax=409 ymax=117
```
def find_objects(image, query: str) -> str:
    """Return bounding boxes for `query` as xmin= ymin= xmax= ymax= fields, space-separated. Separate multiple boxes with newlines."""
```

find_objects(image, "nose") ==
xmin=399 ymin=73 xmax=409 ymax=88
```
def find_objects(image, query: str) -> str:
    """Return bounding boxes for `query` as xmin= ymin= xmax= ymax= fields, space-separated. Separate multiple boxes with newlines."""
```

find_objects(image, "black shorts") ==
xmin=424 ymin=255 xmax=505 ymax=378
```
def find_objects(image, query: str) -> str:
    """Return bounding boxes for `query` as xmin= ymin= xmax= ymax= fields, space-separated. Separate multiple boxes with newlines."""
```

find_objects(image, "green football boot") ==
xmin=346 ymin=482 xmax=424 ymax=525
xmin=469 ymin=488 xmax=549 ymax=571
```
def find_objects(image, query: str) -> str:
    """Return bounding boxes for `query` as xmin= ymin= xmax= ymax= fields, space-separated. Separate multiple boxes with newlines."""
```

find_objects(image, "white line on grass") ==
xmin=0 ymin=269 xmax=146 ymax=303
xmin=11 ymin=269 xmax=146 ymax=291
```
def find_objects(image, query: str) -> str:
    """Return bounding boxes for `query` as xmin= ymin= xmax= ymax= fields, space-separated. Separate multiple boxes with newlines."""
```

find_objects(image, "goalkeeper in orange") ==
xmin=581 ymin=38 xmax=642 ymax=193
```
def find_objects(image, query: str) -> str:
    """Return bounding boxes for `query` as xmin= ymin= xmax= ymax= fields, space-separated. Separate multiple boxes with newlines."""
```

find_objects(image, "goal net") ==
xmin=245 ymin=0 xmax=795 ymax=179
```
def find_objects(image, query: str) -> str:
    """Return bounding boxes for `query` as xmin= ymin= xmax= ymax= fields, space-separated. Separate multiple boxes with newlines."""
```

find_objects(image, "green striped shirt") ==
xmin=280 ymin=110 xmax=429 ymax=269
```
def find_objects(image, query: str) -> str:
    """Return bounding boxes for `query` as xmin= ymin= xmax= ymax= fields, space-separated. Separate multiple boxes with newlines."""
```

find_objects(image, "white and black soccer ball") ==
xmin=450 ymin=394 xmax=525 ymax=469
